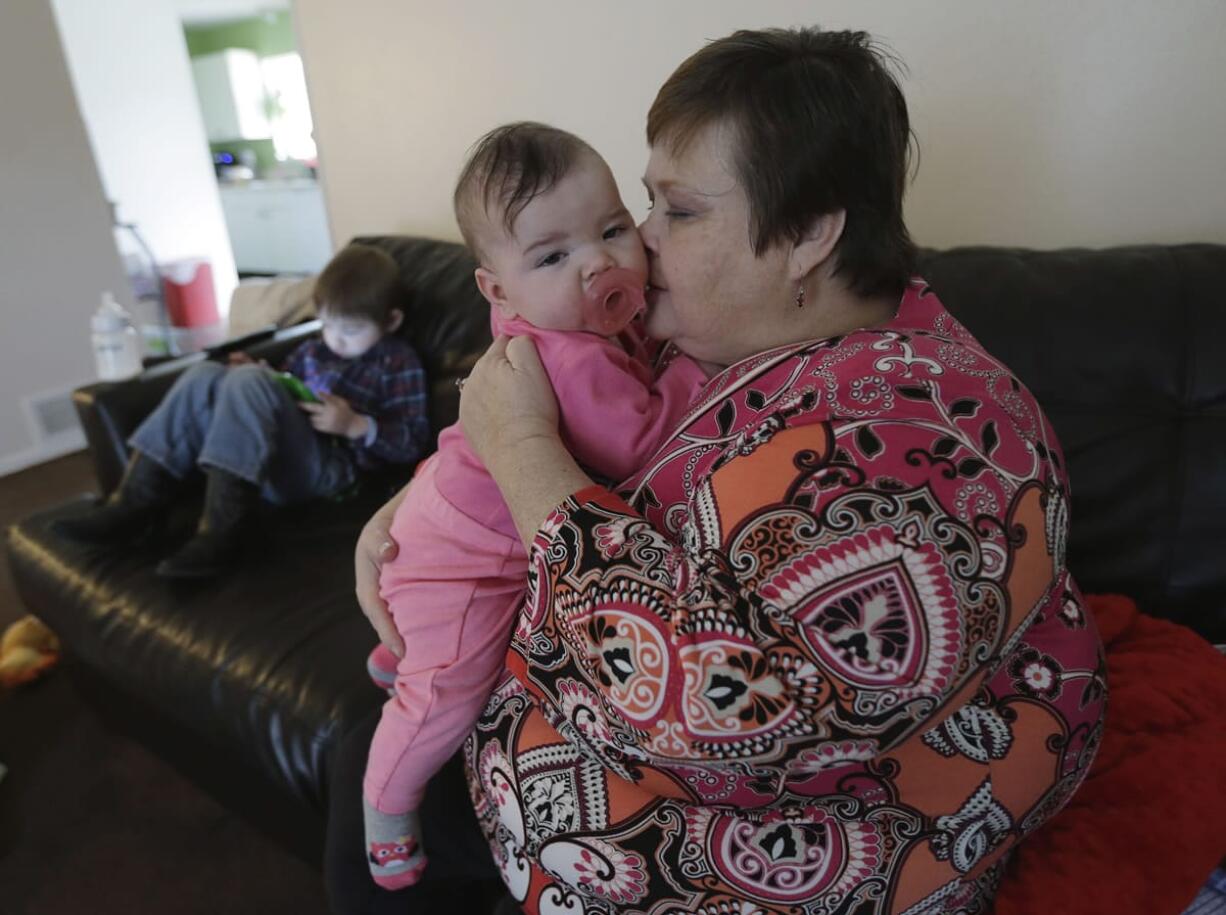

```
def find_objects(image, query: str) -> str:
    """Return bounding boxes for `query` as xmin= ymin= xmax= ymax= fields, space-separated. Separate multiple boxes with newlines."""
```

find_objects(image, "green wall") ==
xmin=184 ymin=11 xmax=295 ymax=59
xmin=186 ymin=12 xmax=299 ymax=171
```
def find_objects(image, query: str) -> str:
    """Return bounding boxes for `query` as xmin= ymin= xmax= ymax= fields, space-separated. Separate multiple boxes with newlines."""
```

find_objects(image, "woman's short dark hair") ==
xmin=312 ymin=244 xmax=405 ymax=323
xmin=454 ymin=122 xmax=597 ymax=261
xmin=648 ymin=27 xmax=917 ymax=299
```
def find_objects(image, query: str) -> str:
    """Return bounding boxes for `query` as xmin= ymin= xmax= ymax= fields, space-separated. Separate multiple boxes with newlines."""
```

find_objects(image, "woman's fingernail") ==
xmin=378 ymin=540 xmax=394 ymax=555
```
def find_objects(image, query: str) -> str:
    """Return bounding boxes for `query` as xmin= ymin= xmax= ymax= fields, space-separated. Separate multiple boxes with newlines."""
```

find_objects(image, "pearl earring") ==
xmin=795 ymin=284 xmax=806 ymax=308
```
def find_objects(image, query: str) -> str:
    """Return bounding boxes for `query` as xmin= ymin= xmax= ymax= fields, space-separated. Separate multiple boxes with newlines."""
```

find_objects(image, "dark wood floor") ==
xmin=0 ymin=452 xmax=329 ymax=914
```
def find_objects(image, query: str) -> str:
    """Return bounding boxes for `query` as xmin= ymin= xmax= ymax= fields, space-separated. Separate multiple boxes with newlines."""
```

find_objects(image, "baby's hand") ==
xmin=300 ymin=392 xmax=369 ymax=439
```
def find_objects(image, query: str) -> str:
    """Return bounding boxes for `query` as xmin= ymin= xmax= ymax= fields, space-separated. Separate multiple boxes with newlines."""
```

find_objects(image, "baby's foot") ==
xmin=366 ymin=643 xmax=398 ymax=692
xmin=365 ymin=802 xmax=427 ymax=890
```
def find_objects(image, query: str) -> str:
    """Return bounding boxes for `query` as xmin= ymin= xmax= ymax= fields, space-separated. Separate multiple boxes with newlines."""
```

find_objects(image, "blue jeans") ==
xmin=130 ymin=362 xmax=356 ymax=505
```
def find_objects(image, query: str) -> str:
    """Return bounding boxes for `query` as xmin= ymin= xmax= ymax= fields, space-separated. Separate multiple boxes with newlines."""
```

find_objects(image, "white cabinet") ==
xmin=219 ymin=180 xmax=333 ymax=275
xmin=192 ymin=49 xmax=271 ymax=142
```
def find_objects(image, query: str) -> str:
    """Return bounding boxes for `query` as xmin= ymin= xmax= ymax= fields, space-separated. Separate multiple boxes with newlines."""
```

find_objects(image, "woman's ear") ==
xmin=474 ymin=267 xmax=516 ymax=320
xmin=384 ymin=309 xmax=405 ymax=334
xmin=789 ymin=209 xmax=847 ymax=282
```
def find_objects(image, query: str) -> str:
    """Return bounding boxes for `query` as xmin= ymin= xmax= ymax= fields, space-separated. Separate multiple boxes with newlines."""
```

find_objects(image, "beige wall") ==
xmin=0 ymin=0 xmax=128 ymax=474
xmin=296 ymin=0 xmax=1226 ymax=250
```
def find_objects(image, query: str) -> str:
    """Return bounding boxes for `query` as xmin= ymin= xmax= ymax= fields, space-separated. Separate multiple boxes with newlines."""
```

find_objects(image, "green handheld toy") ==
xmin=274 ymin=372 xmax=321 ymax=404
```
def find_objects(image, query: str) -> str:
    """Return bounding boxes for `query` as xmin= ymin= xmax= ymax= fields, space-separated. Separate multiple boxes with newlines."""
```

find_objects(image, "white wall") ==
xmin=0 ymin=0 xmax=130 ymax=475
xmin=51 ymin=0 xmax=238 ymax=321
xmin=295 ymin=0 xmax=1226 ymax=250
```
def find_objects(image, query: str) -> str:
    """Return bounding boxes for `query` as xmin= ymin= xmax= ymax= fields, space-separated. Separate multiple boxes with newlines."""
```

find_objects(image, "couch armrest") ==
xmin=75 ymin=321 xmax=323 ymax=494
xmin=74 ymin=368 xmax=184 ymax=495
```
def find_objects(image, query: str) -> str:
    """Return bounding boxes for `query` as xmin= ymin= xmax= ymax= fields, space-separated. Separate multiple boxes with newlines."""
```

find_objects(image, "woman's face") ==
xmin=639 ymin=122 xmax=793 ymax=369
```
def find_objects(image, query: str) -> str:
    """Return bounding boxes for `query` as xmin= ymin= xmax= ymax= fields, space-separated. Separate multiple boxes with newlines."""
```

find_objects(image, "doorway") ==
xmin=182 ymin=4 xmax=332 ymax=278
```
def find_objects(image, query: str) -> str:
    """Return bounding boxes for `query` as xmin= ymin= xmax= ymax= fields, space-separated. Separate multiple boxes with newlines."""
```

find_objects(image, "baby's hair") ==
xmin=454 ymin=122 xmax=597 ymax=262
xmin=311 ymin=244 xmax=405 ymax=324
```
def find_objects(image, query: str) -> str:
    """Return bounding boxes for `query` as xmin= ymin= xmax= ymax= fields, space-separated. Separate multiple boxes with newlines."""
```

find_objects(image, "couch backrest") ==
xmin=350 ymin=236 xmax=1225 ymax=640
xmin=350 ymin=235 xmax=492 ymax=437
xmin=918 ymin=245 xmax=1225 ymax=639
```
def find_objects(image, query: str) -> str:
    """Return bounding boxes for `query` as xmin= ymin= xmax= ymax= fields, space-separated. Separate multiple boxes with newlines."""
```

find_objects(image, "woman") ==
xmin=341 ymin=27 xmax=1105 ymax=915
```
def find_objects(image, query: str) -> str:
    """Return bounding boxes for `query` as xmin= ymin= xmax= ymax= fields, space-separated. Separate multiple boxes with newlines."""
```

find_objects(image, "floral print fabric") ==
xmin=465 ymin=281 xmax=1107 ymax=914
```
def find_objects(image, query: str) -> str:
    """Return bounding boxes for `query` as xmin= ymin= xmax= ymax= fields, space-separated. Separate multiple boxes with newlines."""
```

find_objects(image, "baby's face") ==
xmin=476 ymin=153 xmax=648 ymax=334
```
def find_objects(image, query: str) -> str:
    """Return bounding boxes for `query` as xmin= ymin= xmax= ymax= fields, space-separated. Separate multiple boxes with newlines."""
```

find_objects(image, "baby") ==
xmin=361 ymin=123 xmax=708 ymax=888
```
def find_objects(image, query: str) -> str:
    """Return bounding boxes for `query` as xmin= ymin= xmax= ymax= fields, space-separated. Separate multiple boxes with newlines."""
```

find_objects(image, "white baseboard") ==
xmin=0 ymin=430 xmax=87 ymax=479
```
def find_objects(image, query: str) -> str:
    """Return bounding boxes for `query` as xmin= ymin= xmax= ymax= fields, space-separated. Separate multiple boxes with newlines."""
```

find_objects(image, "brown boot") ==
xmin=53 ymin=452 xmax=178 ymax=544
xmin=155 ymin=467 xmax=258 ymax=580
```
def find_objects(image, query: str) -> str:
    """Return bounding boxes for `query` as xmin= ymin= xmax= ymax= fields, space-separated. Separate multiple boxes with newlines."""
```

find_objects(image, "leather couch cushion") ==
xmin=8 ymin=490 xmax=392 ymax=812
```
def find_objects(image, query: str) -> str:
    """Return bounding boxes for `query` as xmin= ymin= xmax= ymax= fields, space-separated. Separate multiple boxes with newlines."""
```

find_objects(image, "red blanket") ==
xmin=995 ymin=594 xmax=1226 ymax=914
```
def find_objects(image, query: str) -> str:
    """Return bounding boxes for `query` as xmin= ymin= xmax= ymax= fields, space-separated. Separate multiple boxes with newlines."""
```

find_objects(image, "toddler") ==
xmin=361 ymin=123 xmax=708 ymax=888
xmin=57 ymin=245 xmax=430 ymax=579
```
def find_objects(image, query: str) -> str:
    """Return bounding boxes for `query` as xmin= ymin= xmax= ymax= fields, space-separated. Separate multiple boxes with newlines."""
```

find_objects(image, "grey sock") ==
xmin=364 ymin=799 xmax=426 ymax=888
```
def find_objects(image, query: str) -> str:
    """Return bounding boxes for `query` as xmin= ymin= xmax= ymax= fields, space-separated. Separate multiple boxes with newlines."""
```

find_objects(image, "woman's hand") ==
xmin=354 ymin=482 xmax=411 ymax=658
xmin=459 ymin=335 xmax=560 ymax=470
xmin=459 ymin=335 xmax=594 ymax=548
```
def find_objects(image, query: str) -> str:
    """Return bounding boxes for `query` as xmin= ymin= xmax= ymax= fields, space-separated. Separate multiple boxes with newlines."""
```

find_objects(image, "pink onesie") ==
xmin=363 ymin=313 xmax=708 ymax=816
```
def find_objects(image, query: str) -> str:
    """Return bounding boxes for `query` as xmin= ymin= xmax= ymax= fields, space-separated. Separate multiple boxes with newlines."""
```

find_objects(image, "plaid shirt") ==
xmin=283 ymin=335 xmax=429 ymax=471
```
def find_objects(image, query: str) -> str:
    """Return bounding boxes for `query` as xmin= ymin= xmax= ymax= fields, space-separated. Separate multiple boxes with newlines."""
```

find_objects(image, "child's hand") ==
xmin=300 ymin=392 xmax=369 ymax=439
xmin=227 ymin=351 xmax=268 ymax=368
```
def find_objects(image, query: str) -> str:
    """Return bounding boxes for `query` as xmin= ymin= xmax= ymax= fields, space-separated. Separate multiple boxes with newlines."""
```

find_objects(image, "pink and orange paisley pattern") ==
xmin=466 ymin=282 xmax=1106 ymax=914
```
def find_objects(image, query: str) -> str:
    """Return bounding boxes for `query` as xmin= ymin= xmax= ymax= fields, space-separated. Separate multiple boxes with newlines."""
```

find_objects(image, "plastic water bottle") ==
xmin=91 ymin=292 xmax=143 ymax=381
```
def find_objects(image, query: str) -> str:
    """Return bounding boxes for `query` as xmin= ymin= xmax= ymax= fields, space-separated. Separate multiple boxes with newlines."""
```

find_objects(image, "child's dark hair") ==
xmin=311 ymin=244 xmax=405 ymax=324
xmin=453 ymin=122 xmax=597 ymax=261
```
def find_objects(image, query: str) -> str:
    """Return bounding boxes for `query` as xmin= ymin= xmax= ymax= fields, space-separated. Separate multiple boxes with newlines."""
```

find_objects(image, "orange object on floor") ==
xmin=0 ymin=614 xmax=60 ymax=689
xmin=995 ymin=594 xmax=1226 ymax=915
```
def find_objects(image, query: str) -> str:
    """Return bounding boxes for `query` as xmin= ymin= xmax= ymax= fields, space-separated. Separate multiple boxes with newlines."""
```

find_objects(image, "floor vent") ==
xmin=26 ymin=387 xmax=81 ymax=441
xmin=0 ymin=385 xmax=88 ymax=477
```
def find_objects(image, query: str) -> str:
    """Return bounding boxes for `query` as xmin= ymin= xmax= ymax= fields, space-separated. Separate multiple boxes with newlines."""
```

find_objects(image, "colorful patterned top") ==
xmin=466 ymin=280 xmax=1107 ymax=914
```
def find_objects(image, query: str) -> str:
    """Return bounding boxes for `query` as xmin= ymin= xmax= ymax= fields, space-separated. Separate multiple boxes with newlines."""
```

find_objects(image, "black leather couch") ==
xmin=7 ymin=237 xmax=494 ymax=866
xmin=7 ymin=237 xmax=1225 ymax=893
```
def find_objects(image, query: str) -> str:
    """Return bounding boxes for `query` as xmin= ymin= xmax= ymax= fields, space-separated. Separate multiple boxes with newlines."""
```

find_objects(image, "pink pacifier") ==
xmin=582 ymin=268 xmax=646 ymax=336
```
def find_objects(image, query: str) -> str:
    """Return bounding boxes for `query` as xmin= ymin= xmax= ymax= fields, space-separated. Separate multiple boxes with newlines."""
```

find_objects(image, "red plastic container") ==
xmin=161 ymin=258 xmax=219 ymax=328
